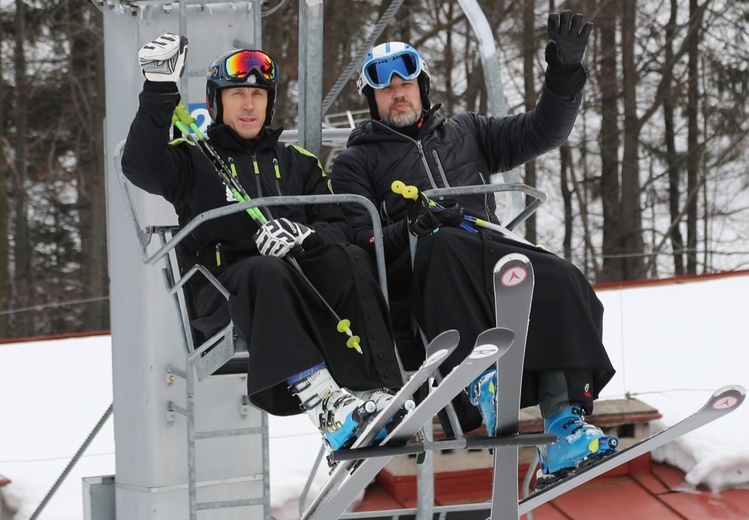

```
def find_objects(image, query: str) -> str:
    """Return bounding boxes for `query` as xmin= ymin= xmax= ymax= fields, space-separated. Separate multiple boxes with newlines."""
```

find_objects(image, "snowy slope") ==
xmin=595 ymin=272 xmax=749 ymax=492
xmin=0 ymin=271 xmax=748 ymax=519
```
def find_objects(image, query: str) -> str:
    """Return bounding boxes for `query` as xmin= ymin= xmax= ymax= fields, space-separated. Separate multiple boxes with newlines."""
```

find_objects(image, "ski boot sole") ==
xmin=534 ymin=436 xmax=619 ymax=491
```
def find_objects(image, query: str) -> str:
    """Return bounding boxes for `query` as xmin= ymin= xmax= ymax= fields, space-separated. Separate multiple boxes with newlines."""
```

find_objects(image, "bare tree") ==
xmin=663 ymin=0 xmax=685 ymax=276
xmin=620 ymin=0 xmax=646 ymax=279
xmin=522 ymin=0 xmax=538 ymax=244
xmin=0 ymin=12 xmax=9 ymax=337
xmin=685 ymin=0 xmax=701 ymax=274
xmin=11 ymin=0 xmax=31 ymax=335
xmin=595 ymin=0 xmax=623 ymax=282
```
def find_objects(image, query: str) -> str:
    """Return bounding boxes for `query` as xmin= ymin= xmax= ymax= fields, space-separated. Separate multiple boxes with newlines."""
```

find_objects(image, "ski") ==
xmin=519 ymin=384 xmax=746 ymax=515
xmin=302 ymin=327 xmax=515 ymax=520
xmin=488 ymin=253 xmax=535 ymax=520
xmin=300 ymin=329 xmax=460 ymax=517
xmin=350 ymin=329 xmax=460 ymax=450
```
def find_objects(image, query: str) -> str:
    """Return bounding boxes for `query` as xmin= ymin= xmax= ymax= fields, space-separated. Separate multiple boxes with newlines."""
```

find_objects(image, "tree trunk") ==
xmin=560 ymin=144 xmax=573 ymax=260
xmin=686 ymin=0 xmax=700 ymax=274
xmin=74 ymin=5 xmax=109 ymax=331
xmin=12 ymin=0 xmax=31 ymax=335
xmin=596 ymin=0 xmax=622 ymax=282
xmin=663 ymin=0 xmax=685 ymax=276
xmin=620 ymin=0 xmax=645 ymax=280
xmin=522 ymin=0 xmax=537 ymax=244
xmin=0 ymin=10 xmax=9 ymax=337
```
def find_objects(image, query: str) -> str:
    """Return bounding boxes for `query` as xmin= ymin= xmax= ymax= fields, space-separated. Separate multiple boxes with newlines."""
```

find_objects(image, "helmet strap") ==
xmin=418 ymin=74 xmax=431 ymax=111
xmin=364 ymin=86 xmax=380 ymax=120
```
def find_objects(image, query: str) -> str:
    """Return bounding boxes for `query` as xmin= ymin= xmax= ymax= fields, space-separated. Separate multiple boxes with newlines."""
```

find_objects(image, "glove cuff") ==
xmin=544 ymin=65 xmax=587 ymax=97
xmin=301 ymin=229 xmax=321 ymax=251
xmin=143 ymin=80 xmax=180 ymax=94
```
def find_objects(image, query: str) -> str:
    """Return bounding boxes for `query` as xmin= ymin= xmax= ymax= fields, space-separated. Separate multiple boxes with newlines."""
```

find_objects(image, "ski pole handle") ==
xmin=173 ymin=102 xmax=205 ymax=139
xmin=392 ymin=180 xmax=477 ymax=233
xmin=391 ymin=180 xmax=421 ymax=202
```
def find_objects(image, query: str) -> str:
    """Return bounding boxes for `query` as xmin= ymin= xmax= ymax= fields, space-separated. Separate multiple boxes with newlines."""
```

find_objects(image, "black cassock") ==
xmin=192 ymin=242 xmax=403 ymax=416
xmin=389 ymin=227 xmax=614 ymax=423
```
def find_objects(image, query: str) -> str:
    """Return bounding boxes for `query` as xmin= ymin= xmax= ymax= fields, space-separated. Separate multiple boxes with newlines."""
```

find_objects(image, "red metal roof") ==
xmin=355 ymin=454 xmax=749 ymax=518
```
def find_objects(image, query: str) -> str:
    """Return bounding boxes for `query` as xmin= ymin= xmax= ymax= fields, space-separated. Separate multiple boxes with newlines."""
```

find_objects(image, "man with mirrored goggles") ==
xmin=218 ymin=49 xmax=278 ymax=82
xmin=332 ymin=10 xmax=618 ymax=488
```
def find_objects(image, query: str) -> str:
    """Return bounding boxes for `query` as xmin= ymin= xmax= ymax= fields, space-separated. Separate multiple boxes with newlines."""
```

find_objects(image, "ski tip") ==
xmin=470 ymin=328 xmax=514 ymax=361
xmin=425 ymin=329 xmax=460 ymax=359
xmin=432 ymin=329 xmax=460 ymax=344
xmin=493 ymin=258 xmax=534 ymax=291
xmin=709 ymin=385 xmax=746 ymax=411
xmin=475 ymin=327 xmax=515 ymax=350
xmin=492 ymin=252 xmax=532 ymax=273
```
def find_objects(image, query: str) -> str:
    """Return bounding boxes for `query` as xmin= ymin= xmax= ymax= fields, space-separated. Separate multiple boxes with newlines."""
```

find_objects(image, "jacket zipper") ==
xmin=252 ymin=155 xmax=262 ymax=197
xmin=273 ymin=158 xmax=282 ymax=195
xmin=477 ymin=171 xmax=492 ymax=220
xmin=373 ymin=121 xmax=440 ymax=190
xmin=416 ymin=141 xmax=439 ymax=189
xmin=431 ymin=149 xmax=451 ymax=188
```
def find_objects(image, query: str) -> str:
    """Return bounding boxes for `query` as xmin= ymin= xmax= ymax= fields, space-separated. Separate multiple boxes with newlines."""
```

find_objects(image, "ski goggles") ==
xmin=361 ymin=49 xmax=422 ymax=89
xmin=220 ymin=49 xmax=277 ymax=83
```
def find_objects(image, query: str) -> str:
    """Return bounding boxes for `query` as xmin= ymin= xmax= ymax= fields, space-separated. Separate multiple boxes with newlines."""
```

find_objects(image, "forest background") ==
xmin=0 ymin=0 xmax=747 ymax=339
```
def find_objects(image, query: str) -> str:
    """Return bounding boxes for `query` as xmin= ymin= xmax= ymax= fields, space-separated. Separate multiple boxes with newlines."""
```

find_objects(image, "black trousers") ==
xmin=192 ymin=243 xmax=402 ymax=415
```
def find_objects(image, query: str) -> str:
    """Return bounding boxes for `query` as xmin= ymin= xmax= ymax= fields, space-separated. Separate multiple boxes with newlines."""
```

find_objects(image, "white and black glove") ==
xmin=138 ymin=33 xmax=188 ymax=83
xmin=253 ymin=218 xmax=315 ymax=258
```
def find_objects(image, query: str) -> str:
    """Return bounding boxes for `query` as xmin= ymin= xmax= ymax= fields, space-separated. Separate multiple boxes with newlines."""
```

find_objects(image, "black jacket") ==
xmin=122 ymin=81 xmax=350 ymax=269
xmin=330 ymin=85 xmax=581 ymax=261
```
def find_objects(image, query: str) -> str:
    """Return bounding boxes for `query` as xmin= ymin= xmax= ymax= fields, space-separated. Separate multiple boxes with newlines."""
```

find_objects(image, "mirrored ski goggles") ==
xmin=222 ymin=50 xmax=277 ymax=83
xmin=361 ymin=50 xmax=421 ymax=89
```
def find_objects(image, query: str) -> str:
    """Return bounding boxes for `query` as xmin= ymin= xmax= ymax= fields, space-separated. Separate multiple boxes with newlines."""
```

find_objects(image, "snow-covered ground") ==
xmin=1 ymin=271 xmax=748 ymax=519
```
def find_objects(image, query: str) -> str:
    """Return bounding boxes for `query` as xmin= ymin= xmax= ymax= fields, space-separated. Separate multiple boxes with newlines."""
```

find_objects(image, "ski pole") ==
xmin=171 ymin=104 xmax=363 ymax=354
xmin=391 ymin=180 xmax=477 ymax=233
xmin=391 ymin=180 xmax=535 ymax=246
xmin=172 ymin=104 xmax=268 ymax=223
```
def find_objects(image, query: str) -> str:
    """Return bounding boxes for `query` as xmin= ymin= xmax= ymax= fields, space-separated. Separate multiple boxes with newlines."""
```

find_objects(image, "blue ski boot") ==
xmin=535 ymin=404 xmax=619 ymax=490
xmin=289 ymin=364 xmax=380 ymax=451
xmin=353 ymin=389 xmax=400 ymax=441
xmin=468 ymin=368 xmax=498 ymax=436
xmin=315 ymin=390 xmax=379 ymax=450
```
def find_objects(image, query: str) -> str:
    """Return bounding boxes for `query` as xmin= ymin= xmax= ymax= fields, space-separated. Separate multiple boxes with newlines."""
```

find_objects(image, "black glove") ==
xmin=544 ymin=10 xmax=593 ymax=96
xmin=407 ymin=203 xmax=440 ymax=237
xmin=433 ymin=199 xmax=465 ymax=227
xmin=406 ymin=198 xmax=465 ymax=237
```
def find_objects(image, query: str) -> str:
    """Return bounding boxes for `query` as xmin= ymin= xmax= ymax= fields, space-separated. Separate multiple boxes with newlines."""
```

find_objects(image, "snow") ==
xmin=1 ymin=271 xmax=748 ymax=519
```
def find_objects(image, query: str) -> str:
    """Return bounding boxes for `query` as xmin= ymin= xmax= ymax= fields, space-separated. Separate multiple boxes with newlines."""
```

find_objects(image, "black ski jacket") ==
xmin=122 ymin=82 xmax=349 ymax=270
xmin=330 ymin=85 xmax=581 ymax=262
